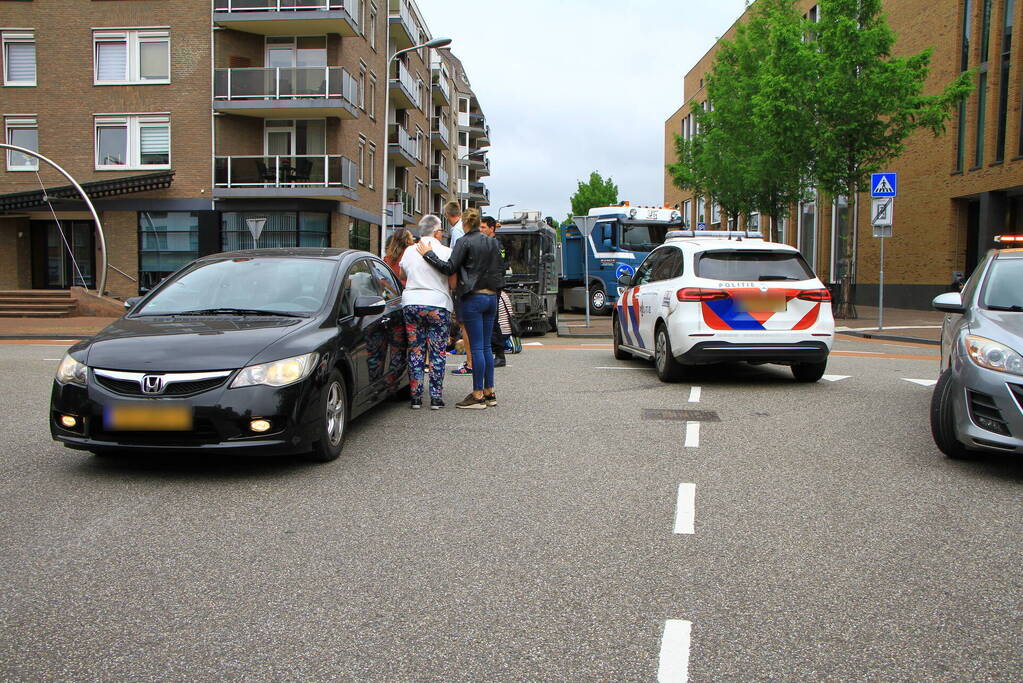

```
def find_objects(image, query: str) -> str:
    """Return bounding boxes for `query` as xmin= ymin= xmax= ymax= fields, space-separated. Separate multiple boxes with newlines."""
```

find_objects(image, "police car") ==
xmin=612 ymin=230 xmax=835 ymax=382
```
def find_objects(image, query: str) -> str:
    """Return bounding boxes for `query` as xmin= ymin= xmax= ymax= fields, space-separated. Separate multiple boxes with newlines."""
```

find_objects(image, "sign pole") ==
xmin=878 ymin=236 xmax=885 ymax=331
xmin=869 ymin=172 xmax=898 ymax=333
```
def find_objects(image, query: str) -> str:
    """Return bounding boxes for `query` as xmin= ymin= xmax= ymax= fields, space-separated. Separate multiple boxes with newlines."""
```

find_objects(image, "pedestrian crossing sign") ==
xmin=870 ymin=172 xmax=897 ymax=198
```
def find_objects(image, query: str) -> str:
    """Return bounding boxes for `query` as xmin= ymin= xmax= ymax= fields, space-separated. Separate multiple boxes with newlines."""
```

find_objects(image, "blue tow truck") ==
xmin=559 ymin=204 xmax=684 ymax=315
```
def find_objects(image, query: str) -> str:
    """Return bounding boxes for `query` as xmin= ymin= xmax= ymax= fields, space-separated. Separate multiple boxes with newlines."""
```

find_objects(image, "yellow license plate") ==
xmin=105 ymin=403 xmax=193 ymax=431
xmin=738 ymin=296 xmax=787 ymax=313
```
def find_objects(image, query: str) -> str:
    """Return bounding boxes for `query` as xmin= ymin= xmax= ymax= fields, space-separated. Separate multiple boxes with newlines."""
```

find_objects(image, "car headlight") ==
xmin=964 ymin=335 xmax=1023 ymax=376
xmin=230 ymin=353 xmax=318 ymax=388
xmin=55 ymin=354 xmax=88 ymax=386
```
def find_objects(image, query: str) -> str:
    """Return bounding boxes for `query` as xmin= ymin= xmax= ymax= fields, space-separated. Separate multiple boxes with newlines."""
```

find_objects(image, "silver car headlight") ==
xmin=964 ymin=335 xmax=1023 ymax=376
xmin=55 ymin=354 xmax=88 ymax=386
xmin=230 ymin=353 xmax=318 ymax=389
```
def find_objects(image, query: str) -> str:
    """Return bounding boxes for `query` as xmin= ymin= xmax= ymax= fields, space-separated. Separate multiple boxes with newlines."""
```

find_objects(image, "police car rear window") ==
xmin=696 ymin=251 xmax=814 ymax=282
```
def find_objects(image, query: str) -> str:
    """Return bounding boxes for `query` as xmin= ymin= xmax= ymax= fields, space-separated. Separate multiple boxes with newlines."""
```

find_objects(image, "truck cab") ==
xmin=560 ymin=205 xmax=684 ymax=315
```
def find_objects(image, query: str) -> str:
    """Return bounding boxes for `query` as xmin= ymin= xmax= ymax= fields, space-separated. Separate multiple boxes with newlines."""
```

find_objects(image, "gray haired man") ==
xmin=418 ymin=214 xmax=445 ymax=243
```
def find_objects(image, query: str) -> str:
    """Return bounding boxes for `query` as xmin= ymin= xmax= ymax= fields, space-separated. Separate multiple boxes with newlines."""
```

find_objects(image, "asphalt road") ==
xmin=1 ymin=335 xmax=1021 ymax=681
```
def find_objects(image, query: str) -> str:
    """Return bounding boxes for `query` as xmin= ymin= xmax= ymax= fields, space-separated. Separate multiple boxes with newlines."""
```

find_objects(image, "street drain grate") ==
xmin=643 ymin=409 xmax=720 ymax=422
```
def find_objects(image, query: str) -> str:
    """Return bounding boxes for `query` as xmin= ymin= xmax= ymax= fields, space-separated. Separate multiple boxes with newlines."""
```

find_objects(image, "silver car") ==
xmin=931 ymin=247 xmax=1023 ymax=458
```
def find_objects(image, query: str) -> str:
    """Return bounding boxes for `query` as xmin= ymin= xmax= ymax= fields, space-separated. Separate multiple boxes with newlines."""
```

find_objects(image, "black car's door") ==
xmin=338 ymin=258 xmax=393 ymax=412
xmin=369 ymin=259 xmax=408 ymax=389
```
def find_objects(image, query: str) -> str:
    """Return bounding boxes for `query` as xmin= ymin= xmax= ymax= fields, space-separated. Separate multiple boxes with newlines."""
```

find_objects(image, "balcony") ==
xmin=432 ymin=73 xmax=450 ymax=105
xmin=431 ymin=124 xmax=450 ymax=150
xmin=388 ymin=0 xmax=416 ymax=50
xmin=464 ymin=153 xmax=487 ymax=170
xmin=431 ymin=166 xmax=449 ymax=193
xmin=389 ymin=60 xmax=421 ymax=110
xmin=459 ymin=182 xmax=489 ymax=206
xmin=477 ymin=157 xmax=490 ymax=177
xmin=387 ymin=124 xmax=419 ymax=166
xmin=468 ymin=112 xmax=486 ymax=131
xmin=214 ymin=67 xmax=359 ymax=118
xmin=213 ymin=154 xmax=358 ymax=200
xmin=389 ymin=188 xmax=415 ymax=220
xmin=213 ymin=0 xmax=359 ymax=37
xmin=476 ymin=124 xmax=491 ymax=147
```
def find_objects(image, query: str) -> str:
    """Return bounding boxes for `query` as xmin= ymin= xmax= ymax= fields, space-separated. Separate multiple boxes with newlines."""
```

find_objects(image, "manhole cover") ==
xmin=643 ymin=409 xmax=720 ymax=422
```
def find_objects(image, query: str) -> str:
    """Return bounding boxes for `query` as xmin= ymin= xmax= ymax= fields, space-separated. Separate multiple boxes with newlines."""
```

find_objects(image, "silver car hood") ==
xmin=974 ymin=309 xmax=1023 ymax=348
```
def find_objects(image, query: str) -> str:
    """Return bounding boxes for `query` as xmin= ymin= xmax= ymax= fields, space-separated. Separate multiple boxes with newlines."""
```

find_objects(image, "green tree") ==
xmin=668 ymin=0 xmax=814 ymax=238
xmin=812 ymin=0 xmax=972 ymax=314
xmin=569 ymin=172 xmax=619 ymax=217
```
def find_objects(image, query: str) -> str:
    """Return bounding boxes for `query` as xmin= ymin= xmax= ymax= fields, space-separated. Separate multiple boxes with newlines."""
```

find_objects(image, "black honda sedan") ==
xmin=50 ymin=248 xmax=407 ymax=462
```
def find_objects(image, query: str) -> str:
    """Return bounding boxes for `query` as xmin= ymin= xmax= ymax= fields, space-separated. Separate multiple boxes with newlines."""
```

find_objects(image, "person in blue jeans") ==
xmin=416 ymin=209 xmax=505 ymax=409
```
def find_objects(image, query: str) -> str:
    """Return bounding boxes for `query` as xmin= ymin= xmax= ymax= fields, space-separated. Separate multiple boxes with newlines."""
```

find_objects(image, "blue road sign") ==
xmin=697 ymin=222 xmax=707 ymax=229
xmin=871 ymin=172 xmax=897 ymax=198
xmin=615 ymin=264 xmax=635 ymax=280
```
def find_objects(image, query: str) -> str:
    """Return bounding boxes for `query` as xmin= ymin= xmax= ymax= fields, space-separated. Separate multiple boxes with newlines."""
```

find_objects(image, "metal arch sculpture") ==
xmin=0 ymin=143 xmax=108 ymax=295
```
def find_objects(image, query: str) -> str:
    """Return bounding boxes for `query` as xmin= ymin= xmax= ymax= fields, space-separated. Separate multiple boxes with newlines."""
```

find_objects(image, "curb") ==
xmin=556 ymin=325 xmax=612 ymax=339
xmin=838 ymin=330 xmax=940 ymax=346
xmin=0 ymin=335 xmax=91 ymax=341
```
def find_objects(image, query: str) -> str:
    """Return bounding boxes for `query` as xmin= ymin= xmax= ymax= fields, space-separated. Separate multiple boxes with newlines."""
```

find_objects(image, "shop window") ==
xmin=138 ymin=211 xmax=199 ymax=291
xmin=221 ymin=211 xmax=329 ymax=251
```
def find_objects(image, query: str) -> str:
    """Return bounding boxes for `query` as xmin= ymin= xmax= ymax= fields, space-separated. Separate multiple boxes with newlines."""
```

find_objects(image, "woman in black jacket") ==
xmin=416 ymin=209 xmax=505 ymax=409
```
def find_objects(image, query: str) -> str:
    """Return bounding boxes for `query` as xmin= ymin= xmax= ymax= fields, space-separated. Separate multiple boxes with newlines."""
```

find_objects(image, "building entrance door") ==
xmin=30 ymin=220 xmax=95 ymax=289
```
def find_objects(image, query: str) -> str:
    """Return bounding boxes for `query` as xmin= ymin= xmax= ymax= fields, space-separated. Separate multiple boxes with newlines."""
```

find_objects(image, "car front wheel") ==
xmin=307 ymin=371 xmax=347 ymax=462
xmin=930 ymin=368 xmax=970 ymax=460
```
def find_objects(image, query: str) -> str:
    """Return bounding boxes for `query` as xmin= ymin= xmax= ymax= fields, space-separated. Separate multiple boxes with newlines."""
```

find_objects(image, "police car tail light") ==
xmin=796 ymin=288 xmax=832 ymax=302
xmin=677 ymin=288 xmax=729 ymax=302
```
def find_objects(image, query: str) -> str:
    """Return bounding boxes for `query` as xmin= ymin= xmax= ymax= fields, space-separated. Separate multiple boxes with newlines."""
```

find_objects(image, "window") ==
xmin=696 ymin=251 xmax=814 ymax=282
xmin=696 ymin=196 xmax=705 ymax=224
xmin=366 ymin=144 xmax=375 ymax=188
xmin=5 ymin=116 xmax=37 ymax=170
xmin=367 ymin=73 xmax=376 ymax=118
xmin=358 ymin=65 xmax=367 ymax=110
xmin=3 ymin=32 xmax=35 ymax=86
xmin=368 ymin=4 xmax=377 ymax=49
xmin=221 ymin=211 xmax=329 ymax=250
xmin=94 ymin=30 xmax=169 ymax=84
xmin=138 ymin=211 xmax=199 ymax=291
xmin=95 ymin=115 xmax=170 ymax=169
xmin=831 ymin=196 xmax=852 ymax=282
xmin=651 ymin=248 xmax=684 ymax=281
xmin=747 ymin=212 xmax=759 ymax=232
xmin=962 ymin=0 xmax=974 ymax=72
xmin=415 ymin=179 xmax=426 ymax=213
xmin=995 ymin=0 xmax=1013 ymax=162
xmin=975 ymin=71 xmax=988 ymax=166
xmin=682 ymin=199 xmax=692 ymax=228
xmin=357 ymin=137 xmax=366 ymax=185
xmin=370 ymin=260 xmax=400 ymax=300
xmin=349 ymin=219 xmax=372 ymax=252
xmin=799 ymin=195 xmax=817 ymax=268
xmin=710 ymin=201 xmax=721 ymax=226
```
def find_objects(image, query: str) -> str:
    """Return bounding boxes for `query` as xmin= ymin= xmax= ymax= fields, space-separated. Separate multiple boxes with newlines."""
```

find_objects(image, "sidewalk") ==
xmin=557 ymin=306 xmax=944 ymax=345
xmin=0 ymin=316 xmax=119 ymax=340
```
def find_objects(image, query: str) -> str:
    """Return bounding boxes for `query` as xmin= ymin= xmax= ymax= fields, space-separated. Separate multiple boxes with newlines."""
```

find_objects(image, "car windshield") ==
xmin=697 ymin=250 xmax=815 ymax=281
xmin=983 ymin=258 xmax=1023 ymax=310
xmin=498 ymin=234 xmax=540 ymax=277
xmin=620 ymin=223 xmax=671 ymax=252
xmin=137 ymin=257 xmax=336 ymax=316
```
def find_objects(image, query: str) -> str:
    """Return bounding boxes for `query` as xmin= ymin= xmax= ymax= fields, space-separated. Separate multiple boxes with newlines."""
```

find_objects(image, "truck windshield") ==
xmin=620 ymin=223 xmax=671 ymax=252
xmin=499 ymin=234 xmax=540 ymax=277
xmin=697 ymin=251 xmax=815 ymax=282
xmin=983 ymin=258 xmax=1023 ymax=310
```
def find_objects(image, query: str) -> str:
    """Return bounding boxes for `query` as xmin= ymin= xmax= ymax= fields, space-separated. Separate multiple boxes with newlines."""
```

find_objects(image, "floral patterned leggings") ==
xmin=403 ymin=305 xmax=451 ymax=401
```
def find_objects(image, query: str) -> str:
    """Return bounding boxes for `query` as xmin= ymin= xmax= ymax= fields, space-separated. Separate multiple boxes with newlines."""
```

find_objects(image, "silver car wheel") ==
xmin=325 ymin=381 xmax=345 ymax=447
xmin=656 ymin=330 xmax=668 ymax=372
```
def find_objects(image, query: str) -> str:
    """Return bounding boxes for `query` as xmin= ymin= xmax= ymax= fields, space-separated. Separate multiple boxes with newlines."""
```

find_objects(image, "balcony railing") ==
xmin=457 ymin=178 xmax=469 ymax=194
xmin=215 ymin=0 xmax=359 ymax=17
xmin=432 ymin=75 xmax=450 ymax=102
xmin=432 ymin=124 xmax=450 ymax=147
xmin=392 ymin=60 xmax=421 ymax=109
xmin=214 ymin=154 xmax=357 ymax=190
xmin=389 ymin=188 xmax=415 ymax=216
xmin=389 ymin=124 xmax=419 ymax=160
xmin=433 ymin=166 xmax=449 ymax=187
xmin=214 ymin=67 xmax=359 ymax=106
xmin=469 ymin=112 xmax=486 ymax=127
xmin=389 ymin=0 xmax=415 ymax=45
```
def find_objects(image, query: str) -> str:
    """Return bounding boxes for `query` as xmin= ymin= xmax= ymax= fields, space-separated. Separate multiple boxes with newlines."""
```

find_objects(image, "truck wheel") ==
xmin=547 ymin=309 xmax=558 ymax=334
xmin=654 ymin=324 xmax=687 ymax=382
xmin=589 ymin=284 xmax=611 ymax=316
xmin=613 ymin=315 xmax=632 ymax=360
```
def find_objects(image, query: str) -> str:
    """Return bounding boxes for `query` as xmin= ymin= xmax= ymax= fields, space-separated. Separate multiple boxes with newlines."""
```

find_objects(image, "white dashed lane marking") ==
xmin=673 ymin=483 xmax=695 ymax=535
xmin=688 ymin=386 xmax=701 ymax=403
xmin=684 ymin=422 xmax=700 ymax=448
xmin=822 ymin=375 xmax=851 ymax=382
xmin=657 ymin=619 xmax=693 ymax=682
xmin=594 ymin=366 xmax=646 ymax=370
xmin=903 ymin=378 xmax=938 ymax=387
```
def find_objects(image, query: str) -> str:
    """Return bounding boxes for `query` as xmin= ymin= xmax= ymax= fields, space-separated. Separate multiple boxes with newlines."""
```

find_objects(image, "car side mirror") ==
xmin=353 ymin=295 xmax=386 ymax=317
xmin=618 ymin=274 xmax=633 ymax=287
xmin=124 ymin=296 xmax=143 ymax=311
xmin=932 ymin=292 xmax=965 ymax=314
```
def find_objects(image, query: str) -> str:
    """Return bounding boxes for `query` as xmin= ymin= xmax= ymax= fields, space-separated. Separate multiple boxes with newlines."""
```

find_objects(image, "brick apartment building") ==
xmin=664 ymin=0 xmax=1023 ymax=309
xmin=0 ymin=0 xmax=490 ymax=300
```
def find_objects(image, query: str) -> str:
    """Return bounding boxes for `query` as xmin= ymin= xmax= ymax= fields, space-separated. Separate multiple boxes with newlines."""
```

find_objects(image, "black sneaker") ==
xmin=483 ymin=392 xmax=498 ymax=407
xmin=494 ymin=357 xmax=507 ymax=368
xmin=430 ymin=398 xmax=445 ymax=410
xmin=410 ymin=399 xmax=422 ymax=410
xmin=455 ymin=393 xmax=487 ymax=410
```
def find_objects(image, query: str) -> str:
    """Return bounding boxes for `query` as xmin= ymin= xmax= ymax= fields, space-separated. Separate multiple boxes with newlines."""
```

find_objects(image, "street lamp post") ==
xmin=380 ymin=36 xmax=452 ymax=256
xmin=497 ymin=204 xmax=514 ymax=221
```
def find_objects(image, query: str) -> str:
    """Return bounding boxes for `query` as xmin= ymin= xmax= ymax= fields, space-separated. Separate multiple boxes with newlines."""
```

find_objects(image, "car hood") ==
xmin=82 ymin=316 xmax=309 ymax=372
xmin=973 ymin=309 xmax=1023 ymax=347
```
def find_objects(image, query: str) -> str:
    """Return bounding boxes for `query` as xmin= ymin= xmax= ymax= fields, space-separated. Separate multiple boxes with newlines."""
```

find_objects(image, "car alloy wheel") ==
xmin=326 ymin=380 xmax=345 ymax=447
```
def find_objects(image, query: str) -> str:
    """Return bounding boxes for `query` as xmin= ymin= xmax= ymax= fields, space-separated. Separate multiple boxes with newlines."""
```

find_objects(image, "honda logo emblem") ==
xmin=142 ymin=375 xmax=165 ymax=394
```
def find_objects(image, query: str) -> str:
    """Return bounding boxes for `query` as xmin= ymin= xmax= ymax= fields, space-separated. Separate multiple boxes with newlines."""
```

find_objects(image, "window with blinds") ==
xmin=94 ymin=114 xmax=170 ymax=169
xmin=94 ymin=29 xmax=170 ymax=84
xmin=5 ymin=116 xmax=37 ymax=170
xmin=3 ymin=32 xmax=36 ymax=86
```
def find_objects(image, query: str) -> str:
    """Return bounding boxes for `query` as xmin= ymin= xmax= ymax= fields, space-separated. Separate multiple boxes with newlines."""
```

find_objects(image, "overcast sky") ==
xmin=418 ymin=0 xmax=749 ymax=221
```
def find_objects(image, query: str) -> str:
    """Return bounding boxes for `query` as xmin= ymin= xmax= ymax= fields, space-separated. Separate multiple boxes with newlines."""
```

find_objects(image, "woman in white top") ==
xmin=399 ymin=215 xmax=454 ymax=409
